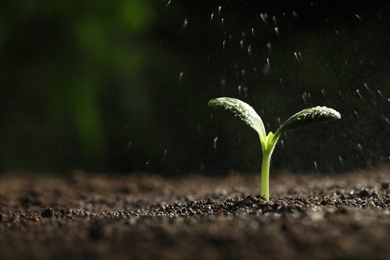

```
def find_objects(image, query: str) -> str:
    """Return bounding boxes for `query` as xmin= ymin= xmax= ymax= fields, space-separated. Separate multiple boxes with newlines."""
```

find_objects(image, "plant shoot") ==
xmin=208 ymin=97 xmax=341 ymax=201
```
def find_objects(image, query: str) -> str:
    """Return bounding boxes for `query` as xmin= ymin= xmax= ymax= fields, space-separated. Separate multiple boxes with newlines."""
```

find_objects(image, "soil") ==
xmin=1 ymin=167 xmax=390 ymax=260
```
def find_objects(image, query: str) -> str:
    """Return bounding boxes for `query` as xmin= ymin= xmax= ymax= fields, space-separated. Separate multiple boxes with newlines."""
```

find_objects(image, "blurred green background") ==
xmin=0 ymin=0 xmax=389 ymax=175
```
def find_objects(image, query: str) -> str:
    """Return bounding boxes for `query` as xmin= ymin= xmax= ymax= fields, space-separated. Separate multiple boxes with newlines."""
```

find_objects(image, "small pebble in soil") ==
xmin=41 ymin=207 xmax=54 ymax=218
xmin=381 ymin=183 xmax=390 ymax=190
xmin=358 ymin=189 xmax=370 ymax=198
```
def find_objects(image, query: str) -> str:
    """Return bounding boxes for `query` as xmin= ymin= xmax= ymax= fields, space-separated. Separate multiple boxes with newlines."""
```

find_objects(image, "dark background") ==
xmin=0 ymin=0 xmax=389 ymax=175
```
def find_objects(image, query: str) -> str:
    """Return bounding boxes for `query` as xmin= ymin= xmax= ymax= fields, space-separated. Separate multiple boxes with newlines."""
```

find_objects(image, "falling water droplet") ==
xmin=321 ymin=89 xmax=326 ymax=99
xmin=178 ymin=72 xmax=183 ymax=84
xmin=210 ymin=13 xmax=214 ymax=23
xmin=377 ymin=90 xmax=385 ymax=99
xmin=260 ymin=13 xmax=267 ymax=23
xmin=363 ymin=82 xmax=372 ymax=95
xmin=243 ymin=86 xmax=248 ymax=98
xmin=356 ymin=89 xmax=363 ymax=99
xmin=213 ymin=137 xmax=219 ymax=149
xmin=280 ymin=139 xmax=285 ymax=151
xmin=338 ymin=155 xmax=344 ymax=167
xmin=280 ymin=78 xmax=284 ymax=87
xmin=126 ymin=141 xmax=132 ymax=152
xmin=218 ymin=6 xmax=222 ymax=15
xmin=274 ymin=27 xmax=280 ymax=37
xmin=266 ymin=58 xmax=270 ymax=71
xmin=302 ymin=92 xmax=311 ymax=105
xmin=251 ymin=28 xmax=255 ymax=37
xmin=272 ymin=16 xmax=277 ymax=25
xmin=182 ymin=18 xmax=188 ymax=31
xmin=221 ymin=18 xmax=224 ymax=28
xmin=294 ymin=52 xmax=300 ymax=62
xmin=220 ymin=78 xmax=226 ymax=88
xmin=247 ymin=45 xmax=252 ymax=56
xmin=240 ymin=40 xmax=244 ymax=51
xmin=266 ymin=42 xmax=272 ymax=51
xmin=357 ymin=143 xmax=363 ymax=153
xmin=165 ymin=0 xmax=172 ymax=9
xmin=383 ymin=116 xmax=390 ymax=125
xmin=355 ymin=14 xmax=364 ymax=22
xmin=146 ymin=155 xmax=151 ymax=166
xmin=238 ymin=85 xmax=242 ymax=95
xmin=292 ymin=11 xmax=298 ymax=18
xmin=314 ymin=161 xmax=319 ymax=172
xmin=234 ymin=64 xmax=239 ymax=77
xmin=162 ymin=149 xmax=168 ymax=162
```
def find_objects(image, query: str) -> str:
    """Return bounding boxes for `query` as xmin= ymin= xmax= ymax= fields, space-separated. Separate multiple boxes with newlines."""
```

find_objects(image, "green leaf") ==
xmin=208 ymin=97 xmax=266 ymax=139
xmin=275 ymin=106 xmax=341 ymax=135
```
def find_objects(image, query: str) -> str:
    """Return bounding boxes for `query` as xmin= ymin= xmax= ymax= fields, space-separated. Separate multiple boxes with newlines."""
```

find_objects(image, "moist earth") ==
xmin=1 ymin=167 xmax=390 ymax=259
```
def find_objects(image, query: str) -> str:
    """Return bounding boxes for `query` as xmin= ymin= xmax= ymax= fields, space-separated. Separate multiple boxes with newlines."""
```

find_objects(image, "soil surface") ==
xmin=1 ymin=167 xmax=390 ymax=259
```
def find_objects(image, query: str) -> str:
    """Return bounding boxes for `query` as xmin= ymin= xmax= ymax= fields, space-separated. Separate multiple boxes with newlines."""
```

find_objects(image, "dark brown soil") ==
xmin=1 ymin=167 xmax=390 ymax=260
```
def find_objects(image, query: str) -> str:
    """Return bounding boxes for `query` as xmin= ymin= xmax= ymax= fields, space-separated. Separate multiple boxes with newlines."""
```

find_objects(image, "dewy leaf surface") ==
xmin=208 ymin=97 xmax=266 ymax=138
xmin=275 ymin=106 xmax=341 ymax=135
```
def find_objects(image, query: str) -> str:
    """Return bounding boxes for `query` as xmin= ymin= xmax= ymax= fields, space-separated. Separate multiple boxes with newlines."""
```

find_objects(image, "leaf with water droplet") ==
xmin=208 ymin=97 xmax=266 ymax=139
xmin=275 ymin=106 xmax=341 ymax=135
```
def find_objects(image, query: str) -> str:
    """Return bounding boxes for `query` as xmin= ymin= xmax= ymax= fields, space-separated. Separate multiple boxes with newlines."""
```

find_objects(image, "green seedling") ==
xmin=208 ymin=97 xmax=341 ymax=201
